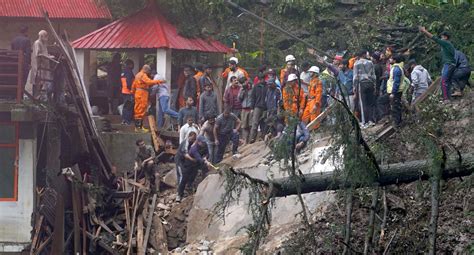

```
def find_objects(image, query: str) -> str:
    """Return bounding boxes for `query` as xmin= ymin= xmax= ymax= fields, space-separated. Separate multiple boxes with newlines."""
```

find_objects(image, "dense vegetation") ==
xmin=102 ymin=0 xmax=473 ymax=74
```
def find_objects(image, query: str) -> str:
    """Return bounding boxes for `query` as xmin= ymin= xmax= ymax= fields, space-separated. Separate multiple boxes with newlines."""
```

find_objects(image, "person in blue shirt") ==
xmin=176 ymin=135 xmax=211 ymax=202
xmin=336 ymin=59 xmax=354 ymax=110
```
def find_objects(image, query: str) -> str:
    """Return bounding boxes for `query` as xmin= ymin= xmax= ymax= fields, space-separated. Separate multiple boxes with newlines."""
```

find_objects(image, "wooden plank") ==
xmin=98 ymin=220 xmax=114 ymax=235
xmin=411 ymin=77 xmax=440 ymax=107
xmin=34 ymin=234 xmax=52 ymax=255
xmin=136 ymin=215 xmax=145 ymax=255
xmin=126 ymin=179 xmax=149 ymax=191
xmin=127 ymin=190 xmax=141 ymax=255
xmin=44 ymin=14 xmax=113 ymax=179
xmin=141 ymin=194 xmax=157 ymax=255
xmin=151 ymin=214 xmax=168 ymax=253
xmin=123 ymin=179 xmax=131 ymax=234
xmin=30 ymin=215 xmax=44 ymax=255
xmin=148 ymin=115 xmax=162 ymax=152
xmin=81 ymin=174 xmax=87 ymax=255
xmin=306 ymin=104 xmax=335 ymax=130
xmin=374 ymin=77 xmax=440 ymax=142
xmin=84 ymin=231 xmax=120 ymax=255
xmin=71 ymin=182 xmax=81 ymax=254
xmin=51 ymin=194 xmax=64 ymax=255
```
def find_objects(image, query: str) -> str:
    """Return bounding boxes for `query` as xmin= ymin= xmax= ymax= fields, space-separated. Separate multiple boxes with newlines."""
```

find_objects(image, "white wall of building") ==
xmin=0 ymin=138 xmax=36 ymax=252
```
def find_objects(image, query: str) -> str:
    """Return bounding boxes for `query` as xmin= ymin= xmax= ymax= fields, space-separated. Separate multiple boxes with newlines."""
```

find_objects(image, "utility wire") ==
xmin=225 ymin=0 xmax=332 ymax=59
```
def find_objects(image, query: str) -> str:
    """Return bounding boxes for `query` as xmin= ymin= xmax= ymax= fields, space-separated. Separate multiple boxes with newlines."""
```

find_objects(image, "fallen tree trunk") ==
xmin=272 ymin=153 xmax=473 ymax=197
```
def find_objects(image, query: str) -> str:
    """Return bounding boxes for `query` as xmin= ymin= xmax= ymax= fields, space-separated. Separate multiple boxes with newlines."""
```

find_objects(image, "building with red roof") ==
xmin=0 ymin=0 xmax=111 ymax=49
xmin=71 ymin=2 xmax=230 ymax=112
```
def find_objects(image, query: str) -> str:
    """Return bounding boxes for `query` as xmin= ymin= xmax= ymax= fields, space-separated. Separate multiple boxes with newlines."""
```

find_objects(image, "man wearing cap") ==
xmin=176 ymin=135 xmax=211 ymax=202
xmin=222 ymin=57 xmax=249 ymax=90
xmin=266 ymin=68 xmax=281 ymax=88
xmin=302 ymin=66 xmax=323 ymax=126
xmin=419 ymin=27 xmax=456 ymax=101
xmin=282 ymin=73 xmax=306 ymax=117
xmin=280 ymin=55 xmax=298 ymax=88
xmin=132 ymin=65 xmax=165 ymax=132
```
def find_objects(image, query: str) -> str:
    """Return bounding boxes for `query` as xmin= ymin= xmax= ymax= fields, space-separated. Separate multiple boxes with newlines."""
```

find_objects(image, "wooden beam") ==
xmin=136 ymin=215 xmax=144 ymax=255
xmin=141 ymin=194 xmax=157 ymax=255
xmin=306 ymin=104 xmax=335 ymax=130
xmin=148 ymin=115 xmax=163 ymax=152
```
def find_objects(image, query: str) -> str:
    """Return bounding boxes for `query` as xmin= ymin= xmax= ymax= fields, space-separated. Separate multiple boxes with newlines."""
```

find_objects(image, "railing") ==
xmin=0 ymin=49 xmax=24 ymax=103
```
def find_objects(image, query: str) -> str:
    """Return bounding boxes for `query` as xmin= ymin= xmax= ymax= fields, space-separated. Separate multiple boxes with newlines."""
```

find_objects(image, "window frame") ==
xmin=0 ymin=122 xmax=19 ymax=202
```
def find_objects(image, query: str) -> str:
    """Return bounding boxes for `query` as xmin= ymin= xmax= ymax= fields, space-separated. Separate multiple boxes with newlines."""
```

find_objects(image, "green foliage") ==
xmin=388 ymin=2 xmax=474 ymax=72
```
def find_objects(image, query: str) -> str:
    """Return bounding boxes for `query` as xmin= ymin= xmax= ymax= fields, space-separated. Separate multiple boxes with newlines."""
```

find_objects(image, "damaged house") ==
xmin=0 ymin=0 xmax=111 ymax=252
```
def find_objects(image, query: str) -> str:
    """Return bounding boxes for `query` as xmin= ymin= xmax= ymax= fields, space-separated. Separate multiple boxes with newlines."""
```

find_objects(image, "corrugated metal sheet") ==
xmin=0 ymin=0 xmax=111 ymax=19
xmin=72 ymin=4 xmax=230 ymax=53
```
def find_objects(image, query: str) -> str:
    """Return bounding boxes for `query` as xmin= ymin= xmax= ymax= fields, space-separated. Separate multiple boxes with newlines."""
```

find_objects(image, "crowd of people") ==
xmin=128 ymin=27 xmax=471 ymax=202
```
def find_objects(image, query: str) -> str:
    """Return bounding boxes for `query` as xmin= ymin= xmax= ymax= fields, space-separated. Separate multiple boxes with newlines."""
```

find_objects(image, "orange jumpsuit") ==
xmin=282 ymin=83 xmax=306 ymax=117
xmin=132 ymin=71 xmax=164 ymax=120
xmin=280 ymin=69 xmax=288 ymax=87
xmin=302 ymin=77 xmax=323 ymax=126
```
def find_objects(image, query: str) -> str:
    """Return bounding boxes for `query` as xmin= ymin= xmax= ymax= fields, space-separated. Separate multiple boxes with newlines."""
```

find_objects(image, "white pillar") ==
xmin=74 ymin=49 xmax=91 ymax=93
xmin=156 ymin=48 xmax=172 ymax=82
xmin=128 ymin=51 xmax=142 ymax=74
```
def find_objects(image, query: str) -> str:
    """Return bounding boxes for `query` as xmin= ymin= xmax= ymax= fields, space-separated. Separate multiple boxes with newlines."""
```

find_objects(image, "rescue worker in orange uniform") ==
xmin=221 ymin=57 xmax=249 ymax=90
xmin=302 ymin=66 xmax=323 ymax=128
xmin=280 ymin=55 xmax=298 ymax=88
xmin=132 ymin=65 xmax=165 ymax=132
xmin=121 ymin=59 xmax=135 ymax=125
xmin=282 ymin=73 xmax=306 ymax=117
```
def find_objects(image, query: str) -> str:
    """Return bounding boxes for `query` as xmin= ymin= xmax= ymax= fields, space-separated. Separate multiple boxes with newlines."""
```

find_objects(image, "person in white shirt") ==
xmin=179 ymin=115 xmax=200 ymax=143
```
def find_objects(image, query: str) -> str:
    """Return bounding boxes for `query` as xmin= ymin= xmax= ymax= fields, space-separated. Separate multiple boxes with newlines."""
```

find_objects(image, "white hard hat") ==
xmin=229 ymin=57 xmax=239 ymax=64
xmin=285 ymin=55 xmax=296 ymax=62
xmin=287 ymin=73 xmax=298 ymax=82
xmin=308 ymin=66 xmax=320 ymax=74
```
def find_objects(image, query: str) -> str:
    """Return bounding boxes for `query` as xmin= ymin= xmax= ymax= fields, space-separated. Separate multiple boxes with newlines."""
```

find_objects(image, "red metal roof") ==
xmin=0 ymin=0 xmax=111 ymax=20
xmin=72 ymin=4 xmax=230 ymax=53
